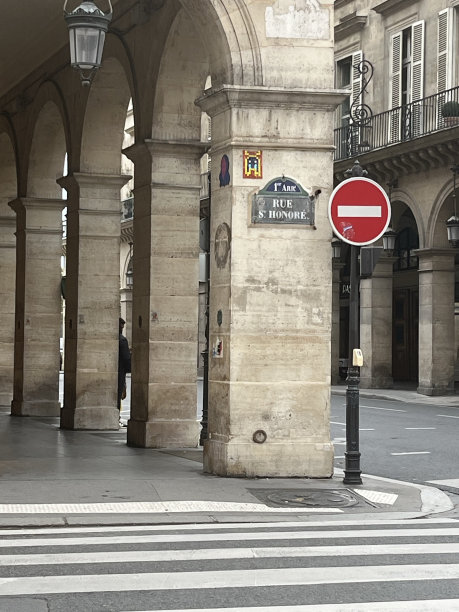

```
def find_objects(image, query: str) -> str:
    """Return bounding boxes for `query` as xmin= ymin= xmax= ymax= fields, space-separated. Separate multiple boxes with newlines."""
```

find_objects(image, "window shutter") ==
xmin=438 ymin=9 xmax=453 ymax=93
xmin=411 ymin=20 xmax=425 ymax=102
xmin=438 ymin=10 xmax=449 ymax=92
xmin=351 ymin=50 xmax=363 ymax=114
xmin=349 ymin=50 xmax=363 ymax=153
xmin=410 ymin=20 xmax=425 ymax=137
xmin=390 ymin=32 xmax=402 ymax=142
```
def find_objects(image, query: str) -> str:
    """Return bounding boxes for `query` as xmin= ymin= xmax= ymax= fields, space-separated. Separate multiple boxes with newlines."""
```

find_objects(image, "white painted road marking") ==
xmin=2 ymin=527 xmax=459 ymax=548
xmin=437 ymin=414 xmax=459 ymax=419
xmin=362 ymin=405 xmax=406 ymax=412
xmin=405 ymin=427 xmax=436 ymax=430
xmin=2 ymin=564 xmax=459 ymax=595
xmin=337 ymin=205 xmax=382 ymax=217
xmin=330 ymin=421 xmax=346 ymax=425
xmin=391 ymin=452 xmax=430 ymax=456
xmin=428 ymin=479 xmax=459 ymax=489
xmin=3 ymin=541 xmax=459 ymax=567
xmin=120 ymin=602 xmax=459 ymax=612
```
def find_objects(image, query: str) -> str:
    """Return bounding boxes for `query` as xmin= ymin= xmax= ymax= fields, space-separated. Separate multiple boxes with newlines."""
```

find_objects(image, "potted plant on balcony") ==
xmin=441 ymin=101 xmax=459 ymax=126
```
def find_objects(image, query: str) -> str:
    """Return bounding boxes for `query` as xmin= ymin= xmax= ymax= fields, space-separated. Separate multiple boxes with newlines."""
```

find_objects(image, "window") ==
xmin=337 ymin=56 xmax=352 ymax=127
xmin=336 ymin=51 xmax=363 ymax=156
xmin=390 ymin=21 xmax=424 ymax=141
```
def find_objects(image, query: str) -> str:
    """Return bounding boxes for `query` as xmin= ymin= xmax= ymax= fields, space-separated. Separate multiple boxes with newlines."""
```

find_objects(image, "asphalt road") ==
xmin=331 ymin=394 xmax=459 ymax=487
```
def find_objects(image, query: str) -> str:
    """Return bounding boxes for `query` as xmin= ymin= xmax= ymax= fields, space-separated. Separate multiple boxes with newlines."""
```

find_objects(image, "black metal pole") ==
xmin=199 ymin=173 xmax=211 ymax=446
xmin=343 ymin=244 xmax=362 ymax=484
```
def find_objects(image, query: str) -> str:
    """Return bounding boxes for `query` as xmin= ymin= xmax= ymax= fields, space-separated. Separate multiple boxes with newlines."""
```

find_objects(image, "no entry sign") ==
xmin=328 ymin=177 xmax=391 ymax=246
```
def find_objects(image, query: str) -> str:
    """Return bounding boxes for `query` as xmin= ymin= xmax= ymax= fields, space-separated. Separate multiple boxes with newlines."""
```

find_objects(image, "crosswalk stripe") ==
xmin=122 ymin=603 xmax=459 ymax=612
xmin=2 ymin=541 xmax=459 ymax=566
xmin=1 ymin=517 xmax=455 ymax=536
xmin=1 ymin=564 xmax=459 ymax=596
xmin=1 ymin=527 xmax=458 ymax=548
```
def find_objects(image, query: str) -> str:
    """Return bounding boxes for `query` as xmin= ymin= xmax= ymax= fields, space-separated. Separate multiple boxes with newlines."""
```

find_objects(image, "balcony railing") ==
xmin=334 ymin=86 xmax=459 ymax=161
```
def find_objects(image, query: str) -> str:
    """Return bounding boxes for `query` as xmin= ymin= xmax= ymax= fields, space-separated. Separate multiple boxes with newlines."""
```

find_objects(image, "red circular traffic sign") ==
xmin=328 ymin=177 xmax=391 ymax=246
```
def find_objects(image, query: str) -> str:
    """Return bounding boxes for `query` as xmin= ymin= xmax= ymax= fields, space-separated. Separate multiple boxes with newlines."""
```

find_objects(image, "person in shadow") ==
xmin=118 ymin=318 xmax=131 ymax=421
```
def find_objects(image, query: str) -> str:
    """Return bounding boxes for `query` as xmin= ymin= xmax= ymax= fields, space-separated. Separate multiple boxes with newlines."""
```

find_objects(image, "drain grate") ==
xmin=248 ymin=488 xmax=373 ymax=508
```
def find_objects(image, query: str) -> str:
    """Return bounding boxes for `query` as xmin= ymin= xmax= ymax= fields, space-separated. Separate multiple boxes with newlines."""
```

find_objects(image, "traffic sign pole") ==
xmin=329 ymin=167 xmax=391 ymax=486
xmin=343 ymin=244 xmax=362 ymax=485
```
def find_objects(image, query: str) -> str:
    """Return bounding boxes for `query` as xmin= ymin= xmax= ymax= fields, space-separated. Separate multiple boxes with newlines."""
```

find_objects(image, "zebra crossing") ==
xmin=1 ymin=518 xmax=459 ymax=610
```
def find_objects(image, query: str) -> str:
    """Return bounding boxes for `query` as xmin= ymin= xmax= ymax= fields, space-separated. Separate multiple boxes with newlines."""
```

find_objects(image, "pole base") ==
xmin=343 ymin=450 xmax=362 ymax=484
xmin=343 ymin=471 xmax=363 ymax=485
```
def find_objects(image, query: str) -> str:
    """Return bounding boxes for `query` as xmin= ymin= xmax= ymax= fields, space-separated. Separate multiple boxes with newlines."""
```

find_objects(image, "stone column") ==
xmin=0 ymin=215 xmax=16 ymax=407
xmin=331 ymin=261 xmax=344 ymax=385
xmin=360 ymin=256 xmax=396 ymax=389
xmin=417 ymin=248 xmax=456 ymax=395
xmin=198 ymin=86 xmax=342 ymax=477
xmin=125 ymin=140 xmax=204 ymax=448
xmin=9 ymin=198 xmax=64 ymax=416
xmin=60 ymin=173 xmax=130 ymax=429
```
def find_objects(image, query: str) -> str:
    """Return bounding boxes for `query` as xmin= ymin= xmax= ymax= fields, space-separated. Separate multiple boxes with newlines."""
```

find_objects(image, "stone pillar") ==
xmin=0 ymin=215 xmax=16 ymax=407
xmin=9 ymin=198 xmax=64 ymax=416
xmin=331 ymin=261 xmax=344 ymax=385
xmin=198 ymin=86 xmax=341 ymax=477
xmin=60 ymin=173 xmax=130 ymax=429
xmin=417 ymin=248 xmax=456 ymax=395
xmin=360 ymin=256 xmax=395 ymax=389
xmin=125 ymin=140 xmax=204 ymax=448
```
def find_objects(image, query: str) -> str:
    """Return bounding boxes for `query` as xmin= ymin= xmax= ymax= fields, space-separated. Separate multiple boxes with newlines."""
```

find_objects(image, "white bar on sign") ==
xmin=338 ymin=206 xmax=382 ymax=217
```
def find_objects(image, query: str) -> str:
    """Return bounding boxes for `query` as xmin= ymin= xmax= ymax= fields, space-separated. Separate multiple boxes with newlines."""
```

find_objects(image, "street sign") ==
xmin=328 ymin=177 xmax=391 ymax=246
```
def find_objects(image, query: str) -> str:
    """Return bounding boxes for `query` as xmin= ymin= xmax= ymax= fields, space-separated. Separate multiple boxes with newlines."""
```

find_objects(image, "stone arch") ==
xmin=428 ymin=178 xmax=457 ymax=249
xmin=80 ymin=55 xmax=132 ymax=175
xmin=152 ymin=9 xmax=211 ymax=142
xmin=179 ymin=0 xmax=263 ymax=88
xmin=25 ymin=81 xmax=70 ymax=198
xmin=390 ymin=188 xmax=424 ymax=248
xmin=0 ymin=115 xmax=18 ymax=205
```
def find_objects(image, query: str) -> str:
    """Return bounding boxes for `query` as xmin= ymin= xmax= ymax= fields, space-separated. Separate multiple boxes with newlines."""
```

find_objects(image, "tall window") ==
xmin=390 ymin=21 xmax=424 ymax=141
xmin=336 ymin=51 xmax=363 ymax=156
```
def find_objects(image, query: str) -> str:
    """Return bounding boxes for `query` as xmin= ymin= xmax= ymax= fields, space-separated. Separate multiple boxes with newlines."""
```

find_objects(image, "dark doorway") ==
xmin=392 ymin=287 xmax=418 ymax=382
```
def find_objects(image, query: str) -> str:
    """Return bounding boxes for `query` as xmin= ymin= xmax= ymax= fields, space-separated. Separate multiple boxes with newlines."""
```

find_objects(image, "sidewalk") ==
xmin=0 ymin=388 xmax=454 ymax=527
xmin=332 ymin=384 xmax=459 ymax=407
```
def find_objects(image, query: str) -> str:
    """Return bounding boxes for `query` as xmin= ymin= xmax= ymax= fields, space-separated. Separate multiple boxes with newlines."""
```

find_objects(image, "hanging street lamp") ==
xmin=382 ymin=227 xmax=397 ymax=254
xmin=331 ymin=238 xmax=343 ymax=260
xmin=446 ymin=164 xmax=459 ymax=247
xmin=63 ymin=1 xmax=113 ymax=86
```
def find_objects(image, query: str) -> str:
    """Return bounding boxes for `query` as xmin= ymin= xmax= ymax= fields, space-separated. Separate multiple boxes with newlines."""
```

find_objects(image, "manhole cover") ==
xmin=249 ymin=488 xmax=361 ymax=508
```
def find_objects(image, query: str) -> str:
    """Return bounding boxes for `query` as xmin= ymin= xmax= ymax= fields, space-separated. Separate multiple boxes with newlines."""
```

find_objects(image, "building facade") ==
xmin=0 ymin=0 xmax=343 ymax=478
xmin=333 ymin=0 xmax=459 ymax=395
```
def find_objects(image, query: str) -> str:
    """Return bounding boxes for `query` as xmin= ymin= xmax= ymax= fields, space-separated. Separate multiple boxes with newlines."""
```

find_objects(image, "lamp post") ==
xmin=446 ymin=164 xmax=459 ymax=247
xmin=199 ymin=173 xmax=211 ymax=446
xmin=64 ymin=1 xmax=113 ymax=86
xmin=342 ymin=160 xmax=367 ymax=485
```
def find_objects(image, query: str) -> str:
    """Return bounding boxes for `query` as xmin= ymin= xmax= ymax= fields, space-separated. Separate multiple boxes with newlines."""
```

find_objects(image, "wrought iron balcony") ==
xmin=334 ymin=86 xmax=459 ymax=161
